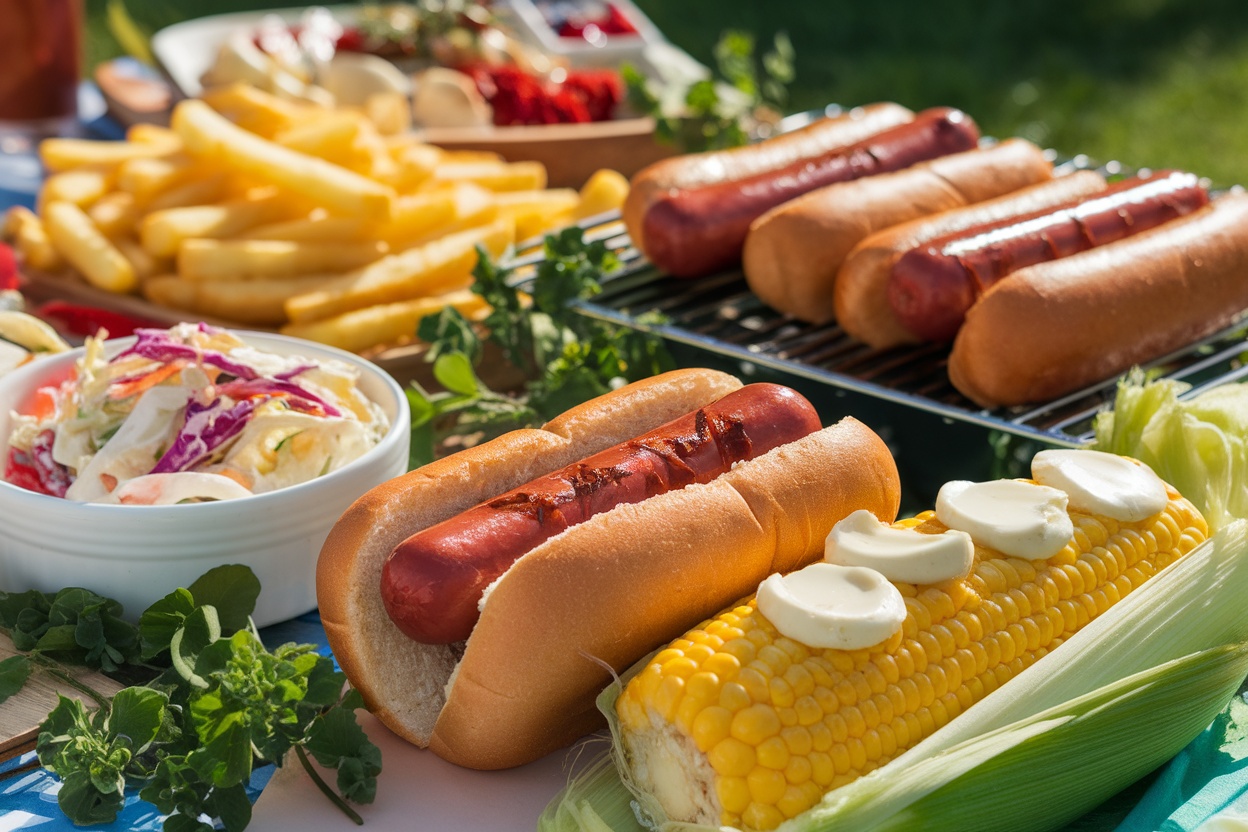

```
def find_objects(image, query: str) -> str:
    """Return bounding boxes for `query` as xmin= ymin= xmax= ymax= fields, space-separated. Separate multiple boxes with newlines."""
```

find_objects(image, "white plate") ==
xmin=251 ymin=712 xmax=605 ymax=831
xmin=151 ymin=5 xmax=357 ymax=99
xmin=150 ymin=2 xmax=667 ymax=100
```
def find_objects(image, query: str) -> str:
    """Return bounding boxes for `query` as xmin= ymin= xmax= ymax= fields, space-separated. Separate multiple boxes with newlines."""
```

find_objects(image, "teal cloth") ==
xmin=1114 ymin=688 xmax=1248 ymax=832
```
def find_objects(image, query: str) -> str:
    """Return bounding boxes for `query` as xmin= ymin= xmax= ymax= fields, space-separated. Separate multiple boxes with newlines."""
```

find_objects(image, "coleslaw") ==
xmin=4 ymin=323 xmax=389 ymax=505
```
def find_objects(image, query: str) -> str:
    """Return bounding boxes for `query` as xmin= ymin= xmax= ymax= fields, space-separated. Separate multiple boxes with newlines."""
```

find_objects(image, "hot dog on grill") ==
xmin=948 ymin=191 xmax=1248 ymax=408
xmin=317 ymin=368 xmax=902 ymax=769
xmin=890 ymin=170 xmax=1210 ymax=342
xmin=743 ymin=138 xmax=1055 ymax=324
xmin=834 ymin=170 xmax=1110 ymax=349
xmin=624 ymin=102 xmax=915 ymax=271
xmin=632 ymin=107 xmax=980 ymax=279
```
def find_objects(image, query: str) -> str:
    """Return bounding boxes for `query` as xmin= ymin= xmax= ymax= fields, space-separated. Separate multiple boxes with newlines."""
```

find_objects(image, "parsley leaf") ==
xmin=0 ymin=586 xmax=139 ymax=672
xmin=407 ymin=227 xmax=673 ymax=468
xmin=0 ymin=654 xmax=32 ymax=703
xmin=13 ymin=565 xmax=380 ymax=832
xmin=623 ymin=29 xmax=796 ymax=153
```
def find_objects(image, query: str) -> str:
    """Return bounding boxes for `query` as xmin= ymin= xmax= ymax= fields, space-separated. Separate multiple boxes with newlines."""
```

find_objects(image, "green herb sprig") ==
xmin=0 ymin=565 xmax=379 ymax=831
xmin=405 ymin=226 xmax=675 ymax=468
xmin=624 ymin=29 xmax=796 ymax=153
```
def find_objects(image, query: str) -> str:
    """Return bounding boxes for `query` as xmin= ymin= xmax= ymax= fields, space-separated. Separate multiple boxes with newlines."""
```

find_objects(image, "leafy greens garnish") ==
xmin=406 ymin=226 xmax=675 ymax=468
xmin=624 ymin=29 xmax=795 ymax=153
xmin=0 ymin=564 xmax=378 ymax=831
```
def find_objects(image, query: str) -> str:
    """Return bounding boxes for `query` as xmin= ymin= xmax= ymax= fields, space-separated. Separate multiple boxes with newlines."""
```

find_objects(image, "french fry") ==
xmin=142 ymin=275 xmax=196 ymax=311
xmin=126 ymin=124 xmax=184 ymax=151
xmin=87 ymin=191 xmax=142 ymax=238
xmin=5 ymin=206 xmax=64 ymax=271
xmin=571 ymin=168 xmax=630 ymax=221
xmin=172 ymin=99 xmax=395 ymax=221
xmin=238 ymin=215 xmax=374 ymax=243
xmin=114 ymin=235 xmax=167 ymax=282
xmin=116 ymin=154 xmax=201 ymax=200
xmin=423 ymin=160 xmax=547 ymax=192
xmin=40 ymin=164 xmax=115 ymax=209
xmin=143 ymin=176 xmax=229 ymax=213
xmin=392 ymin=143 xmax=442 ymax=191
xmin=140 ymin=189 xmax=298 ymax=257
xmin=363 ymin=91 xmax=412 ymax=136
xmin=43 ymin=201 xmax=139 ymax=293
xmin=440 ymin=149 xmax=505 ymax=163
xmin=285 ymin=217 xmax=514 ymax=323
xmin=377 ymin=189 xmax=459 ymax=247
xmin=199 ymin=82 xmax=314 ymax=138
xmin=177 ymin=239 xmax=388 ymax=281
xmin=39 ymin=137 xmax=178 ymax=172
xmin=280 ymin=289 xmax=488 ymax=352
xmin=392 ymin=183 xmax=500 ymax=251
xmin=495 ymin=188 xmax=579 ymax=240
xmin=348 ymin=120 xmax=402 ymax=184
xmin=178 ymin=274 xmax=339 ymax=326
xmin=274 ymin=111 xmax=365 ymax=162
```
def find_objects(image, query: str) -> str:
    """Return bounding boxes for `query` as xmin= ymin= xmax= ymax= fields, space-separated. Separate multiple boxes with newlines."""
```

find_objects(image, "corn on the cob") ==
xmin=616 ymin=485 xmax=1209 ymax=831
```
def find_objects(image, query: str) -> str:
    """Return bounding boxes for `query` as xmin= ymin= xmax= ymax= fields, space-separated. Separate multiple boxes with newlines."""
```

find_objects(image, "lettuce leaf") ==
xmin=1092 ymin=369 xmax=1248 ymax=532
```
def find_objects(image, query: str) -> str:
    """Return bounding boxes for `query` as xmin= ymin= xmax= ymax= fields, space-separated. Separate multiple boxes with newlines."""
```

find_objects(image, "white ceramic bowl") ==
xmin=0 ymin=331 xmax=410 ymax=627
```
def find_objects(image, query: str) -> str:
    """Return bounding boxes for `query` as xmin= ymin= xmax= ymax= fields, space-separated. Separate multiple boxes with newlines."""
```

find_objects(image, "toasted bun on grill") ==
xmin=948 ymin=192 xmax=1248 ymax=407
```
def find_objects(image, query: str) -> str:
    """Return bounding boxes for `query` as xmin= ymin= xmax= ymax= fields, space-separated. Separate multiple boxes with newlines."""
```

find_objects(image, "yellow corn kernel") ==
xmin=743 ymin=802 xmax=785 ymax=831
xmin=717 ymin=776 xmax=751 ymax=814
xmin=692 ymin=706 xmax=734 ymax=753
xmin=731 ymin=705 xmax=781 ymax=746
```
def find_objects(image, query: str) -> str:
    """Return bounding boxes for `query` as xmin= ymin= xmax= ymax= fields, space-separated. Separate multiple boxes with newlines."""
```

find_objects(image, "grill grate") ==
xmin=510 ymin=205 xmax=1248 ymax=449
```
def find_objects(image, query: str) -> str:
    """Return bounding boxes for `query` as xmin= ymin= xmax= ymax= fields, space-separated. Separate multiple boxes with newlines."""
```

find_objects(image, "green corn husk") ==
xmin=539 ymin=520 xmax=1248 ymax=832
xmin=814 ymin=642 xmax=1248 ymax=832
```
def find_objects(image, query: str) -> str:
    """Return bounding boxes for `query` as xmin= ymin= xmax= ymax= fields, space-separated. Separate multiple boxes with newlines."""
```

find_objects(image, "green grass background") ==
xmin=85 ymin=0 xmax=1248 ymax=186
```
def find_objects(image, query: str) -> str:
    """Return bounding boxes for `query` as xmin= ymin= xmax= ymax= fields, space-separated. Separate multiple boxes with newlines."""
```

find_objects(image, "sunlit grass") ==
xmin=86 ymin=0 xmax=1248 ymax=184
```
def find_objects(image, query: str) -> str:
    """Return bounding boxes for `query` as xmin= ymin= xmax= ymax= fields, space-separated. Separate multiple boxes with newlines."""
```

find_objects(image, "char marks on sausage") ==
xmin=380 ymin=383 xmax=823 ymax=644
xmin=888 ymin=170 xmax=1210 ymax=341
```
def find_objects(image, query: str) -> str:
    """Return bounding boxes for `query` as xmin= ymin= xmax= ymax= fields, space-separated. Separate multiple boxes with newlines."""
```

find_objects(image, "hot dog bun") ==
xmin=624 ymin=103 xmax=915 ymax=263
xmin=742 ymin=138 xmax=1055 ymax=325
xmin=317 ymin=369 xmax=902 ymax=769
xmin=835 ymin=170 xmax=1110 ymax=349
xmin=948 ymin=191 xmax=1248 ymax=408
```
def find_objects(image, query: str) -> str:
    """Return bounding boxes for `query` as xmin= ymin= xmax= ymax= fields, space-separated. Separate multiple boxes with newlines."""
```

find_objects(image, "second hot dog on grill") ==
xmin=834 ymin=170 xmax=1111 ymax=349
xmin=743 ymin=138 xmax=1055 ymax=324
xmin=889 ymin=170 xmax=1210 ymax=342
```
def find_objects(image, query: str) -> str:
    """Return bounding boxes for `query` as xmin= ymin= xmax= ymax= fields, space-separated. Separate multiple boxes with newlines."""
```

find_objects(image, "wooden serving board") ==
xmin=419 ymin=117 xmax=673 ymax=188
xmin=0 ymin=633 xmax=124 ymax=766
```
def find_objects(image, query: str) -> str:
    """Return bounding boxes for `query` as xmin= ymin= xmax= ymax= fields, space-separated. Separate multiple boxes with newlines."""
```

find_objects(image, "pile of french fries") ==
xmin=3 ymin=83 xmax=629 ymax=353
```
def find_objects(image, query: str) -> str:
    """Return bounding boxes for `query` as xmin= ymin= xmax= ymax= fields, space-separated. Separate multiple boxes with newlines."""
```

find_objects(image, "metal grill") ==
xmin=510 ymin=202 xmax=1248 ymax=450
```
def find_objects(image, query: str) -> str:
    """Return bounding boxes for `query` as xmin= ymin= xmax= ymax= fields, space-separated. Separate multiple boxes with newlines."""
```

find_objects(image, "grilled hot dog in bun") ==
xmin=317 ymin=369 xmax=902 ymax=769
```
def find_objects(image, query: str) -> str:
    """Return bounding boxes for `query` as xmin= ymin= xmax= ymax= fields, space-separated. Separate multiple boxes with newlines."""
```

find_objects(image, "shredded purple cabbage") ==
xmin=116 ymin=328 xmax=259 ymax=381
xmin=150 ymin=397 xmax=257 ymax=474
xmin=215 ymin=378 xmax=341 ymax=418
xmin=275 ymin=364 xmax=315 ymax=381
xmin=112 ymin=328 xmax=348 ymax=475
